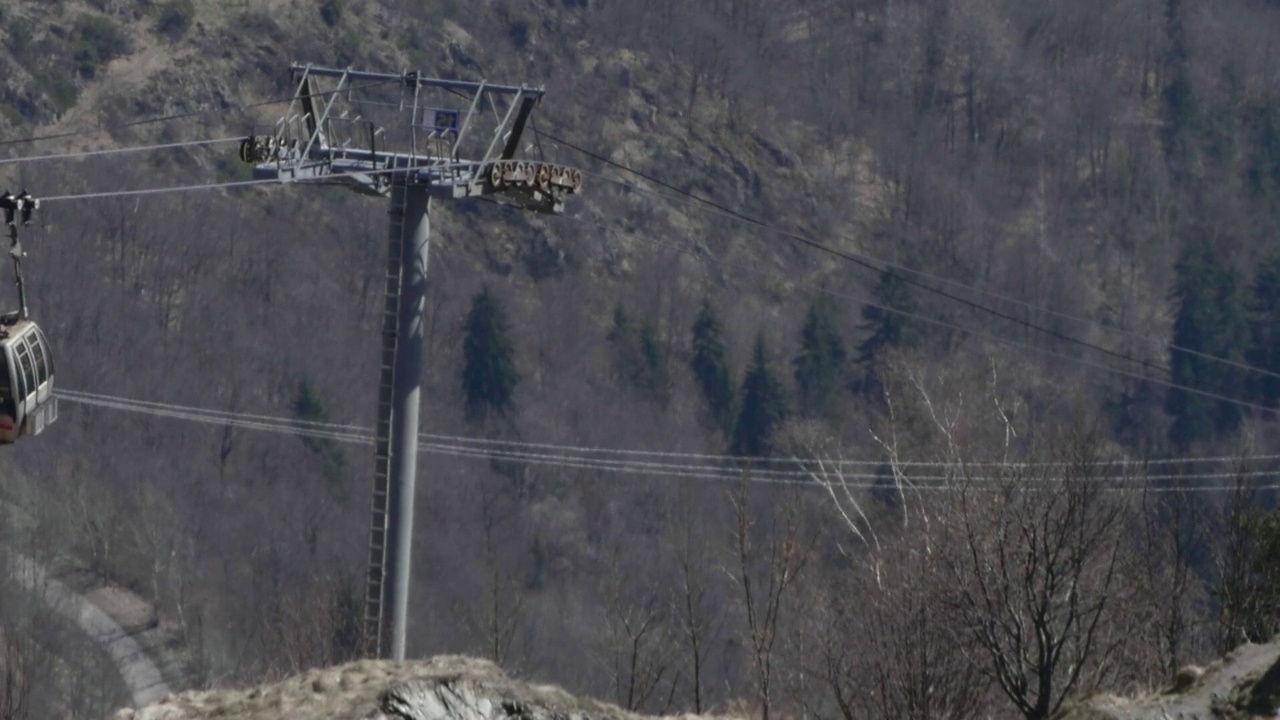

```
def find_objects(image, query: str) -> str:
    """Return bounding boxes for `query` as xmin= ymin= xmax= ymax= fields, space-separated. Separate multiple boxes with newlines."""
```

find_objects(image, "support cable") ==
xmin=1 ymin=107 xmax=1269 ymax=390
xmin=54 ymin=389 xmax=1280 ymax=481
xmin=11 ymin=139 xmax=1274 ymax=419
xmin=0 ymin=78 xmax=400 ymax=147
xmin=0 ymin=136 xmax=243 ymax=166
xmin=25 ymin=167 xmax=1277 ymax=416
xmin=551 ymin=210 xmax=1275 ymax=417
xmin=39 ymin=165 xmax=409 ymax=203
xmin=56 ymin=389 xmax=1253 ymax=468
xmin=31 ymin=163 xmax=1278 ymax=421
xmin=537 ymin=129 xmax=1280 ymax=386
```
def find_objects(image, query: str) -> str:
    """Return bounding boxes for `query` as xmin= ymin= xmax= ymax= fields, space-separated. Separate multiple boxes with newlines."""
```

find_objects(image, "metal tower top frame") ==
xmin=242 ymin=64 xmax=582 ymax=211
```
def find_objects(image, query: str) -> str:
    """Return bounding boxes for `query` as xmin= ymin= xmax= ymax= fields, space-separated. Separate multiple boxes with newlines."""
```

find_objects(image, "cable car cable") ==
xmin=38 ymin=165 xmax=409 ymax=203
xmin=555 ymin=209 xmax=1276 ymax=417
xmin=19 ymin=147 xmax=1275 ymax=420
xmin=0 ymin=78 xmax=401 ymax=148
xmin=54 ymin=389 xmax=1280 ymax=481
xmin=30 ymin=170 xmax=1277 ymax=416
xmin=56 ymin=390 xmax=1280 ymax=491
xmin=0 ymin=137 xmax=243 ymax=166
xmin=538 ymin=129 xmax=1280 ymax=387
xmin=54 ymin=388 xmax=1269 ymax=468
xmin=535 ymin=129 xmax=1158 ymax=371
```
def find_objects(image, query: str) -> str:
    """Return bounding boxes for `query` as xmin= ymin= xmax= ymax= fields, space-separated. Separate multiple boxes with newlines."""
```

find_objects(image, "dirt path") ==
xmin=9 ymin=553 xmax=171 ymax=707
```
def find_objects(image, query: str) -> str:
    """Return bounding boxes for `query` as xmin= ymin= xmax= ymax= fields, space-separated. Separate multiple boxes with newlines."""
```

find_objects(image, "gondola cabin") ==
xmin=0 ymin=315 xmax=55 ymax=443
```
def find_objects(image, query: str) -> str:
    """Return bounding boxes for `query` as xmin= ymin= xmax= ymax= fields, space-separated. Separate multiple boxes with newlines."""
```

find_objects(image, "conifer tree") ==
xmin=690 ymin=297 xmax=736 ymax=435
xmin=1246 ymin=100 xmax=1280 ymax=216
xmin=793 ymin=291 xmax=847 ymax=417
xmin=637 ymin=320 xmax=671 ymax=405
xmin=1166 ymin=239 xmax=1249 ymax=449
xmin=292 ymin=379 xmax=349 ymax=497
xmin=1248 ymin=251 xmax=1280 ymax=409
xmin=462 ymin=284 xmax=520 ymax=423
xmin=608 ymin=302 xmax=670 ymax=406
xmin=1162 ymin=2 xmax=1195 ymax=140
xmin=858 ymin=268 xmax=920 ymax=394
xmin=732 ymin=334 xmax=787 ymax=457
xmin=608 ymin=302 xmax=640 ymax=378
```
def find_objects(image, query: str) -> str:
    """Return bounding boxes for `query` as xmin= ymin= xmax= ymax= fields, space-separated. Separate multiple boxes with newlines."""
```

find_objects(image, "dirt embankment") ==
xmin=1059 ymin=639 xmax=1280 ymax=719
xmin=111 ymin=654 xmax=735 ymax=720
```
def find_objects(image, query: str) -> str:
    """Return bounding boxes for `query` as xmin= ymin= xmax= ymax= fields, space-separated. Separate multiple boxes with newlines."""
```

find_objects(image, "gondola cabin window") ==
xmin=0 ymin=351 xmax=12 ymax=437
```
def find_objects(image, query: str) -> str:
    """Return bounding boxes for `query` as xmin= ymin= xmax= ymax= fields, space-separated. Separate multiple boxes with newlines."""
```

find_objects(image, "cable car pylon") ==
xmin=241 ymin=64 xmax=582 ymax=660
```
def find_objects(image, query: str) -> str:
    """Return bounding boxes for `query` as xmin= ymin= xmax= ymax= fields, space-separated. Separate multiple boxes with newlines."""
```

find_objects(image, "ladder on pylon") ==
xmin=364 ymin=179 xmax=408 ymax=658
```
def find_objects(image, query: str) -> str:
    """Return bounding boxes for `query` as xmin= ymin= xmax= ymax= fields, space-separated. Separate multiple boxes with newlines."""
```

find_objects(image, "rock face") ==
xmin=1057 ymin=639 xmax=1280 ymax=719
xmin=110 ymin=655 xmax=710 ymax=720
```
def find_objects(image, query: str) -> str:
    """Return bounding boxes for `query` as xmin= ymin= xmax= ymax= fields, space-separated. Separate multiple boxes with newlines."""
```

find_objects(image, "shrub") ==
xmin=508 ymin=12 xmax=538 ymax=48
xmin=319 ymin=0 xmax=343 ymax=27
xmin=73 ymin=14 xmax=132 ymax=79
xmin=47 ymin=79 xmax=79 ymax=113
xmin=154 ymin=0 xmax=195 ymax=42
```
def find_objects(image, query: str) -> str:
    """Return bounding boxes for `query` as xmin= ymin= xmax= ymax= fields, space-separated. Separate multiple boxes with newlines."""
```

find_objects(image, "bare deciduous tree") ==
xmin=601 ymin=556 xmax=677 ymax=713
xmin=789 ymin=414 xmax=987 ymax=720
xmin=730 ymin=479 xmax=816 ymax=720
xmin=0 ymin=635 xmax=29 ymax=720
xmin=943 ymin=451 xmax=1125 ymax=720
xmin=664 ymin=484 xmax=723 ymax=714
xmin=799 ymin=354 xmax=1134 ymax=720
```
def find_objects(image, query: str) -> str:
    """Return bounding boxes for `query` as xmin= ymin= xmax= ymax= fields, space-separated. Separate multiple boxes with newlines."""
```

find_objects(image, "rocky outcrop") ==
xmin=1057 ymin=639 xmax=1280 ymax=719
xmin=111 ymin=655 xmax=720 ymax=720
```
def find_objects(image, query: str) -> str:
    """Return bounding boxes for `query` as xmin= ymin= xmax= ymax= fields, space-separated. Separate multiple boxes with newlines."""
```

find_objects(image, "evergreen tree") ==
xmin=690 ymin=297 xmax=736 ymax=435
xmin=462 ymin=284 xmax=520 ymax=422
xmin=1246 ymin=99 xmax=1280 ymax=216
xmin=608 ymin=302 xmax=641 ymax=378
xmin=292 ymin=379 xmax=349 ymax=498
xmin=857 ymin=268 xmax=920 ymax=393
xmin=1248 ymin=251 xmax=1280 ymax=409
xmin=636 ymin=320 xmax=671 ymax=405
xmin=1161 ymin=0 xmax=1198 ymax=162
xmin=1166 ymin=239 xmax=1250 ymax=449
xmin=732 ymin=334 xmax=787 ymax=458
xmin=607 ymin=302 xmax=670 ymax=406
xmin=793 ymin=291 xmax=847 ymax=417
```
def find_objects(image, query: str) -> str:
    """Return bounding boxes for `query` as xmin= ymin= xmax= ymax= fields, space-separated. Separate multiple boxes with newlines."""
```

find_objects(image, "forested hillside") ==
xmin=3 ymin=0 xmax=1280 ymax=718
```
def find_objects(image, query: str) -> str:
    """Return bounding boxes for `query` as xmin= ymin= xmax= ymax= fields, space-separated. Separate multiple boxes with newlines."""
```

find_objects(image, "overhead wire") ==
xmin=556 ymin=203 xmax=1277 ymax=417
xmin=0 ymin=77 xmax=402 ymax=146
xmin=7 ymin=96 xmax=1275 ymax=448
xmin=8 ymin=139 xmax=1272 ymax=415
xmin=534 ymin=129 xmax=1162 ymax=371
xmin=54 ymin=389 xmax=1276 ymax=468
xmin=28 ymin=176 xmax=1280 ymax=428
xmin=54 ymin=389 xmax=1280 ymax=490
xmin=23 ymin=163 xmax=1274 ymax=422
xmin=0 ymin=136 xmax=244 ymax=166
xmin=0 ymin=88 xmax=1211 ymax=392
xmin=0 ymin=130 xmax=83 ymax=148
xmin=57 ymin=389 xmax=807 ymax=485
xmin=38 ymin=164 xmax=412 ymax=203
xmin=536 ymin=129 xmax=1280 ymax=387
xmin=2 ymin=80 xmax=1269 ymax=388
